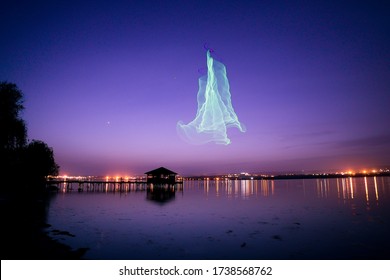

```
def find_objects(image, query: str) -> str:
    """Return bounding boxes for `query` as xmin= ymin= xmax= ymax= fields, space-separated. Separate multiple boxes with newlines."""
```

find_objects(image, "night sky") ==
xmin=1 ymin=0 xmax=389 ymax=176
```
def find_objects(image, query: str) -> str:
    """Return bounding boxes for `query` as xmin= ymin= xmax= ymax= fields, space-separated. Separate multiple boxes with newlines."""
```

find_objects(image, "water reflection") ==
xmin=199 ymin=179 xmax=275 ymax=199
xmin=57 ymin=177 xmax=387 ymax=204
xmin=314 ymin=176 xmax=387 ymax=205
xmin=47 ymin=176 xmax=390 ymax=260
xmin=195 ymin=177 xmax=388 ymax=203
xmin=146 ymin=184 xmax=180 ymax=204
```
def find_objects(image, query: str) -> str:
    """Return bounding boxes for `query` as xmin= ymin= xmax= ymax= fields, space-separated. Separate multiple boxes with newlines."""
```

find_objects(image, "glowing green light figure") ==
xmin=177 ymin=50 xmax=245 ymax=145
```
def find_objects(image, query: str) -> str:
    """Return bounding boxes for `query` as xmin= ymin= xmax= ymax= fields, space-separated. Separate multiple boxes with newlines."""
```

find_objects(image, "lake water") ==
xmin=46 ymin=177 xmax=390 ymax=259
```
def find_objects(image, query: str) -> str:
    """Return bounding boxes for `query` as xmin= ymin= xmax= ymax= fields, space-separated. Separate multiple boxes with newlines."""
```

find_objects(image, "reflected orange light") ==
xmin=349 ymin=177 xmax=354 ymax=199
xmin=374 ymin=177 xmax=379 ymax=201
xmin=364 ymin=177 xmax=369 ymax=203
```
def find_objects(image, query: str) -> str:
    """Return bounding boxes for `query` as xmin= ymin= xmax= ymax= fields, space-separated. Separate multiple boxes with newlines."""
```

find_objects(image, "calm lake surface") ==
xmin=47 ymin=177 xmax=390 ymax=259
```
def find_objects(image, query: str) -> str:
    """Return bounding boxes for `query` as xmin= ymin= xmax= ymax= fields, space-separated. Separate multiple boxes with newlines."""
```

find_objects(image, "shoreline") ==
xmin=0 ymin=193 xmax=88 ymax=260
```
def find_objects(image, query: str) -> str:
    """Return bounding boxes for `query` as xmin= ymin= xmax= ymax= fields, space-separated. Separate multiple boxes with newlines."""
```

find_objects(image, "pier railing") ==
xmin=46 ymin=179 xmax=182 ymax=193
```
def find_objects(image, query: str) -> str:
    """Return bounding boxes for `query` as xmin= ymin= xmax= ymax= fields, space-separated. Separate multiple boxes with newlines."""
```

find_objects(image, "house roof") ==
xmin=145 ymin=167 xmax=177 ymax=175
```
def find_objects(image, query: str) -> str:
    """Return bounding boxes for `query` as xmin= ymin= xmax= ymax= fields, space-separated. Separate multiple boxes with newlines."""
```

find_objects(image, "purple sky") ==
xmin=1 ymin=0 xmax=389 ymax=176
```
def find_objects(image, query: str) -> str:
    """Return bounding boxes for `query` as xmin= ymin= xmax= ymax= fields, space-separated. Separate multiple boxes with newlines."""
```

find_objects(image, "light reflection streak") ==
xmin=254 ymin=180 xmax=258 ymax=196
xmin=233 ymin=180 xmax=241 ymax=198
xmin=244 ymin=180 xmax=255 ymax=198
xmin=241 ymin=180 xmax=247 ymax=198
xmin=198 ymin=179 xmax=275 ymax=199
xmin=316 ymin=179 xmax=329 ymax=198
xmin=311 ymin=177 xmax=385 ymax=204
xmin=364 ymin=177 xmax=369 ymax=203
xmin=215 ymin=179 xmax=220 ymax=197
xmin=340 ymin=178 xmax=355 ymax=201
xmin=337 ymin=178 xmax=340 ymax=199
xmin=261 ymin=180 xmax=270 ymax=196
xmin=374 ymin=176 xmax=379 ymax=201
xmin=205 ymin=179 xmax=209 ymax=195
xmin=227 ymin=180 xmax=233 ymax=198
xmin=350 ymin=177 xmax=354 ymax=199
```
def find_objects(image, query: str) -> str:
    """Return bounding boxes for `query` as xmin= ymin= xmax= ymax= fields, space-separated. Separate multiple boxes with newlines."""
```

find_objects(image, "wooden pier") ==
xmin=46 ymin=179 xmax=182 ymax=193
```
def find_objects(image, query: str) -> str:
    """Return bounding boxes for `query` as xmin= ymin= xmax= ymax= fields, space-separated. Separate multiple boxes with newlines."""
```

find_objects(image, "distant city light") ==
xmin=47 ymin=166 xmax=389 ymax=183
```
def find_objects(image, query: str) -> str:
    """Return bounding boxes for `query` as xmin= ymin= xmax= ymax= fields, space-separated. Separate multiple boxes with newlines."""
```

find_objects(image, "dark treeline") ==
xmin=0 ymin=81 xmax=59 ymax=193
xmin=0 ymin=82 xmax=86 ymax=259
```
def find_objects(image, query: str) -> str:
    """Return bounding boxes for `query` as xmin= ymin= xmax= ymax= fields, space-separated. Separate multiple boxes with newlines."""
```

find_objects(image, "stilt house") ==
xmin=145 ymin=167 xmax=177 ymax=184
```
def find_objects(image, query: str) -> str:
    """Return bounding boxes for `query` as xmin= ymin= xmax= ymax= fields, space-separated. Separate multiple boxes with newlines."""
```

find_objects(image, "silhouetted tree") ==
xmin=0 ymin=82 xmax=27 ymax=151
xmin=0 ymin=81 xmax=60 ymax=193
xmin=23 ymin=140 xmax=59 ymax=191
xmin=0 ymin=82 xmax=28 ymax=186
xmin=0 ymin=83 xmax=73 ymax=260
